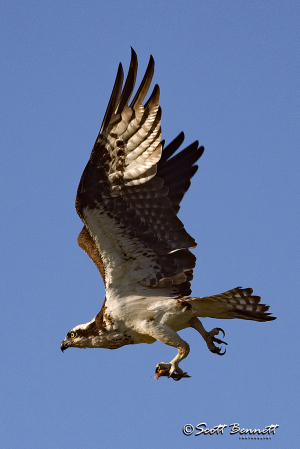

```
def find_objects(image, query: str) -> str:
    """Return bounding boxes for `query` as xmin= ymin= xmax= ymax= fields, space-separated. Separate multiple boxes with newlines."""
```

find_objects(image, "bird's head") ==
xmin=60 ymin=328 xmax=82 ymax=352
xmin=60 ymin=318 xmax=125 ymax=351
xmin=60 ymin=319 xmax=109 ymax=351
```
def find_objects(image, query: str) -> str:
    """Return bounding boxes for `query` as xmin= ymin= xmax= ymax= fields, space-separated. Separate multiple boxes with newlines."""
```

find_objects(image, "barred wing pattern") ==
xmin=75 ymin=49 xmax=203 ymax=297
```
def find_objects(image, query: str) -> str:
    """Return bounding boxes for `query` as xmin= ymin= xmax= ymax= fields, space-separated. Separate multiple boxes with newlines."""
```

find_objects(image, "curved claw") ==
xmin=212 ymin=337 xmax=228 ymax=346
xmin=206 ymin=328 xmax=228 ymax=356
xmin=218 ymin=347 xmax=226 ymax=356
xmin=170 ymin=372 xmax=191 ymax=381
xmin=215 ymin=327 xmax=225 ymax=338
xmin=210 ymin=346 xmax=226 ymax=356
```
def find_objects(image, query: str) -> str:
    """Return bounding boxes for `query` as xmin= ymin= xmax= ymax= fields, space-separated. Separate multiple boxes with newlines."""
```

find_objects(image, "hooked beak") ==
xmin=60 ymin=340 xmax=71 ymax=352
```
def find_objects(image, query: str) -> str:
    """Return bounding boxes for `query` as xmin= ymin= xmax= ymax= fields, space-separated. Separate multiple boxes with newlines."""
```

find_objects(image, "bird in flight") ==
xmin=60 ymin=49 xmax=276 ymax=380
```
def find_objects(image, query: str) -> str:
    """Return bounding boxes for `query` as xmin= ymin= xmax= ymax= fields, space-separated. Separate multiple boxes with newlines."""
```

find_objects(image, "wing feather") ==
xmin=76 ymin=51 xmax=204 ymax=298
xmin=77 ymin=226 xmax=106 ymax=284
xmin=99 ymin=64 xmax=124 ymax=134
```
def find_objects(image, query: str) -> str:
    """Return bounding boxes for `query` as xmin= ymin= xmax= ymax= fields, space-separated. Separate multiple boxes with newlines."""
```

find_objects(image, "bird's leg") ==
xmin=189 ymin=317 xmax=227 ymax=355
xmin=139 ymin=320 xmax=190 ymax=379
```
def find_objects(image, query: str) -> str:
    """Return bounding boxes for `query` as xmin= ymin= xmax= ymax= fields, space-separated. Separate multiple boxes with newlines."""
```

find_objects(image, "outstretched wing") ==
xmin=75 ymin=49 xmax=204 ymax=299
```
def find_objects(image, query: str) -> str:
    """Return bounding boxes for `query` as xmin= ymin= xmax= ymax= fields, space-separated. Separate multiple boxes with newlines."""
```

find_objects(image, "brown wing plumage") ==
xmin=75 ymin=49 xmax=204 ymax=297
xmin=77 ymin=226 xmax=106 ymax=284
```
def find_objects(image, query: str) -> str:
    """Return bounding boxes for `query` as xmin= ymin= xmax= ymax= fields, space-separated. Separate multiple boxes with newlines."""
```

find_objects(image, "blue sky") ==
xmin=1 ymin=1 xmax=299 ymax=447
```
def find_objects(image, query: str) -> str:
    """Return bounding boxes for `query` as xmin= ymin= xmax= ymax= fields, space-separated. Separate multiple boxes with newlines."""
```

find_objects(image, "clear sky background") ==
xmin=1 ymin=1 xmax=299 ymax=448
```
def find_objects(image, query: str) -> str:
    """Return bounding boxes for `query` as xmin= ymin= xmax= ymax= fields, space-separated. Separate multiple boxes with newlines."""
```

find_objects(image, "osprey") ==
xmin=61 ymin=49 xmax=276 ymax=380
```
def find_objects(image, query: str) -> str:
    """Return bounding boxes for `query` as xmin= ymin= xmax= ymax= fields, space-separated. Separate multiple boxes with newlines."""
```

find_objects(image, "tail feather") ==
xmin=189 ymin=287 xmax=276 ymax=322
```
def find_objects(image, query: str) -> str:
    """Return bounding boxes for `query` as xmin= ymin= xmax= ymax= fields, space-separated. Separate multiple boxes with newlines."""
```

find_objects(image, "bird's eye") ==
xmin=70 ymin=332 xmax=75 ymax=338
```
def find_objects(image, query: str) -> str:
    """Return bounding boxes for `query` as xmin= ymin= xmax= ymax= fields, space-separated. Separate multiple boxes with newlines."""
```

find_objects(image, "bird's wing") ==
xmin=77 ymin=225 xmax=106 ymax=285
xmin=75 ymin=49 xmax=204 ymax=299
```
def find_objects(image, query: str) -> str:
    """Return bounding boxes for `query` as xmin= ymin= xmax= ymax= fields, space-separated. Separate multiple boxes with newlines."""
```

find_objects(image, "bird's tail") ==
xmin=188 ymin=287 xmax=276 ymax=322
